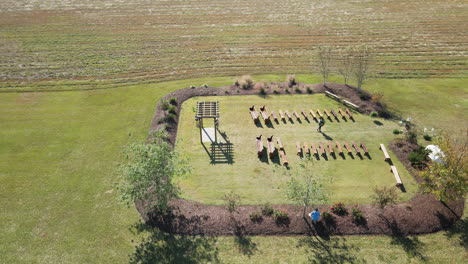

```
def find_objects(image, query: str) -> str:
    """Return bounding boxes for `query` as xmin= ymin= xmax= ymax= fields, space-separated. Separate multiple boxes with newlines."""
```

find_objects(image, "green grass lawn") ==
xmin=176 ymin=94 xmax=418 ymax=205
xmin=0 ymin=75 xmax=466 ymax=263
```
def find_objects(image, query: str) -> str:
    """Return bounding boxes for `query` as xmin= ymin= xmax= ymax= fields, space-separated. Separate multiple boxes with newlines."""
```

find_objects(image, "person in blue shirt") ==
xmin=309 ymin=208 xmax=320 ymax=223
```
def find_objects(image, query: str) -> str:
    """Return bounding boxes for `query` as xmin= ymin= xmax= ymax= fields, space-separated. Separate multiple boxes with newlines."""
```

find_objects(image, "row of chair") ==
xmin=249 ymin=105 xmax=354 ymax=124
xmin=296 ymin=141 xmax=368 ymax=156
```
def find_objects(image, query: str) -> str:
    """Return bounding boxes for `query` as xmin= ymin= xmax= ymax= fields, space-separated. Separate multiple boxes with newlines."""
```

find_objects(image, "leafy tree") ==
xmin=421 ymin=132 xmax=467 ymax=202
xmin=338 ymin=47 xmax=354 ymax=85
xmin=223 ymin=191 xmax=241 ymax=213
xmin=352 ymin=46 xmax=372 ymax=89
xmin=118 ymin=130 xmax=190 ymax=212
xmin=316 ymin=46 xmax=333 ymax=87
xmin=286 ymin=163 xmax=328 ymax=218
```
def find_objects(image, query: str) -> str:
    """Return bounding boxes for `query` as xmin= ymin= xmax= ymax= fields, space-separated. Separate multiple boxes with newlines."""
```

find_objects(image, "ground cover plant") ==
xmin=176 ymin=94 xmax=418 ymax=205
xmin=0 ymin=76 xmax=466 ymax=263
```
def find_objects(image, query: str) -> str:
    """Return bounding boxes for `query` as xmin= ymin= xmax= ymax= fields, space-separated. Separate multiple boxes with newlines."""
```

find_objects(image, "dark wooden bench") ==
xmin=301 ymin=110 xmax=308 ymax=119
xmin=303 ymin=142 xmax=310 ymax=155
xmin=352 ymin=142 xmax=361 ymax=154
xmin=271 ymin=110 xmax=278 ymax=121
xmin=330 ymin=109 xmax=338 ymax=120
xmin=360 ymin=142 xmax=369 ymax=154
xmin=310 ymin=143 xmax=318 ymax=155
xmin=379 ymin=144 xmax=391 ymax=161
xmin=309 ymin=110 xmax=317 ymax=120
xmin=296 ymin=142 xmax=302 ymax=155
xmin=345 ymin=108 xmax=353 ymax=119
xmin=335 ymin=141 xmax=343 ymax=154
xmin=249 ymin=105 xmax=259 ymax=122
xmin=390 ymin=165 xmax=403 ymax=186
xmin=277 ymin=137 xmax=284 ymax=149
xmin=317 ymin=109 xmax=323 ymax=118
xmin=343 ymin=141 xmax=353 ymax=154
xmin=293 ymin=110 xmax=300 ymax=119
xmin=338 ymin=108 xmax=346 ymax=118
xmin=323 ymin=109 xmax=331 ymax=119
xmin=285 ymin=110 xmax=292 ymax=119
xmin=256 ymin=135 xmax=263 ymax=157
xmin=327 ymin=142 xmax=334 ymax=154
xmin=319 ymin=142 xmax=325 ymax=155
xmin=260 ymin=106 xmax=270 ymax=121
xmin=267 ymin=136 xmax=275 ymax=158
xmin=279 ymin=110 xmax=285 ymax=120
xmin=279 ymin=149 xmax=288 ymax=166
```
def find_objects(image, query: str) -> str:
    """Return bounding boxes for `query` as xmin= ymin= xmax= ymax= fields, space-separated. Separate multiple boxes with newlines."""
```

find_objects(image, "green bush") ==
xmin=330 ymin=202 xmax=347 ymax=216
xmin=261 ymin=203 xmax=274 ymax=216
xmin=393 ymin=129 xmax=402 ymax=135
xmin=359 ymin=92 xmax=371 ymax=101
xmin=423 ymin=134 xmax=432 ymax=141
xmin=236 ymin=75 xmax=254 ymax=90
xmin=249 ymin=212 xmax=263 ymax=222
xmin=406 ymin=130 xmax=418 ymax=144
xmin=321 ymin=210 xmax=334 ymax=222
xmin=409 ymin=147 xmax=430 ymax=167
xmin=351 ymin=205 xmax=365 ymax=223
xmin=223 ymin=191 xmax=241 ymax=213
xmin=370 ymin=111 xmax=378 ymax=117
xmin=272 ymin=210 xmax=289 ymax=223
xmin=295 ymin=87 xmax=302 ymax=93
xmin=286 ymin=74 xmax=296 ymax=87
xmin=161 ymin=100 xmax=170 ymax=110
xmin=169 ymin=97 xmax=177 ymax=105
xmin=167 ymin=105 xmax=177 ymax=115
xmin=259 ymin=87 xmax=266 ymax=95
xmin=306 ymin=87 xmax=313 ymax=94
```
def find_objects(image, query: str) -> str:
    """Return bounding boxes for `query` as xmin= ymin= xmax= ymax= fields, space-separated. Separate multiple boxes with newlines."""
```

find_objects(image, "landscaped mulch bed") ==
xmin=141 ymin=81 xmax=464 ymax=236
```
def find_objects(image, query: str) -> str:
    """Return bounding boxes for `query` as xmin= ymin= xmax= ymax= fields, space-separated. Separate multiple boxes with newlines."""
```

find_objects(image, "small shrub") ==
xmin=330 ymin=202 xmax=348 ymax=216
xmin=321 ymin=210 xmax=334 ymax=223
xmin=202 ymin=84 xmax=208 ymax=88
xmin=237 ymin=75 xmax=254 ymax=90
xmin=306 ymin=87 xmax=313 ymax=94
xmin=351 ymin=205 xmax=365 ymax=223
xmin=359 ymin=92 xmax=371 ymax=101
xmin=409 ymin=146 xmax=430 ymax=167
xmin=167 ymin=105 xmax=177 ymax=115
xmin=249 ymin=212 xmax=263 ymax=223
xmin=272 ymin=210 xmax=289 ymax=223
xmin=165 ymin=113 xmax=177 ymax=123
xmin=285 ymin=88 xmax=291 ymax=94
xmin=370 ymin=111 xmax=378 ymax=117
xmin=259 ymin=87 xmax=266 ymax=95
xmin=261 ymin=203 xmax=274 ymax=216
xmin=286 ymin=74 xmax=296 ymax=87
xmin=423 ymin=134 xmax=432 ymax=141
xmin=169 ymin=97 xmax=177 ymax=105
xmin=295 ymin=87 xmax=302 ymax=93
xmin=378 ymin=108 xmax=393 ymax=119
xmin=406 ymin=130 xmax=418 ymax=144
xmin=371 ymin=186 xmax=399 ymax=210
xmin=190 ymin=85 xmax=196 ymax=89
xmin=273 ymin=89 xmax=280 ymax=94
xmin=393 ymin=129 xmax=402 ymax=135
xmin=223 ymin=191 xmax=241 ymax=213
xmin=161 ymin=100 xmax=170 ymax=110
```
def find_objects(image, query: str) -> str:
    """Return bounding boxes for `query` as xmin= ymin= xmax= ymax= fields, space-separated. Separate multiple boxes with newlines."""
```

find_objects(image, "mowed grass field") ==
xmin=0 ymin=76 xmax=467 ymax=263
xmin=176 ymin=94 xmax=418 ymax=205
xmin=0 ymin=0 xmax=467 ymax=91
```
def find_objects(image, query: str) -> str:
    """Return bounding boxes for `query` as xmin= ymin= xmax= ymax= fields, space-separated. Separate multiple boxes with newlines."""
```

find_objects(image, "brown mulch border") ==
xmin=139 ymin=81 xmax=464 ymax=236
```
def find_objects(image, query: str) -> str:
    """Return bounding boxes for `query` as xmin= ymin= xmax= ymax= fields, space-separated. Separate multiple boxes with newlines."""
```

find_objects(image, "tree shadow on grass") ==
xmin=129 ymin=221 xmax=220 ymax=264
xmin=297 ymin=235 xmax=367 ymax=264
xmin=444 ymin=218 xmax=468 ymax=249
xmin=380 ymin=215 xmax=428 ymax=262
xmin=231 ymin=217 xmax=258 ymax=257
